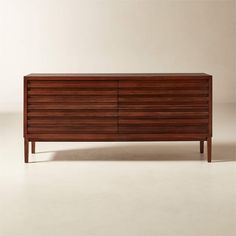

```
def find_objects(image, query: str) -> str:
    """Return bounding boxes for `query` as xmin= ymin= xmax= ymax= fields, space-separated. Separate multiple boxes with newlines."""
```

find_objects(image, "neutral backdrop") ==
xmin=0 ymin=0 xmax=235 ymax=112
xmin=0 ymin=1 xmax=235 ymax=236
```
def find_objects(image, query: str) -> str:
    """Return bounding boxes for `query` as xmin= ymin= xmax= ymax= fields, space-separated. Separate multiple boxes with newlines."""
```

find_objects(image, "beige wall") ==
xmin=0 ymin=0 xmax=235 ymax=111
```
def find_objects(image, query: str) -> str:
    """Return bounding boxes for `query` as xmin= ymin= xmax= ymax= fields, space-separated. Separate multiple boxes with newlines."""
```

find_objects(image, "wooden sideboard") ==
xmin=23 ymin=73 xmax=212 ymax=163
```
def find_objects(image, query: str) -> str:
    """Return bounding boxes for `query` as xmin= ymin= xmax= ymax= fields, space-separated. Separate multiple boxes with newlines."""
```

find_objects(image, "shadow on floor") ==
xmin=36 ymin=142 xmax=236 ymax=162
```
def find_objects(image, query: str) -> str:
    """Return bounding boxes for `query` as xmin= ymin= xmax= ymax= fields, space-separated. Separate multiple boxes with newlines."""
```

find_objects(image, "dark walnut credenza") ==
xmin=23 ymin=73 xmax=212 ymax=163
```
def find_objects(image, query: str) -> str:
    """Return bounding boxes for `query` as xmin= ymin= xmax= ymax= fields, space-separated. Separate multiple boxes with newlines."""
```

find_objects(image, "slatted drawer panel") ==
xmin=27 ymin=80 xmax=118 ymax=134
xmin=118 ymin=79 xmax=209 ymax=134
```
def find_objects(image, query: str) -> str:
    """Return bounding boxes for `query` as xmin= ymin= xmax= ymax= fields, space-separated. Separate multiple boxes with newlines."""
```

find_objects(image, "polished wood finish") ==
xmin=24 ymin=73 xmax=212 ymax=162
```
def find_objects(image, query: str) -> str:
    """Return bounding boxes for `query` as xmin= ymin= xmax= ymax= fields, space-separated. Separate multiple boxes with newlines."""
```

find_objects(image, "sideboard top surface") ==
xmin=25 ymin=73 xmax=212 ymax=80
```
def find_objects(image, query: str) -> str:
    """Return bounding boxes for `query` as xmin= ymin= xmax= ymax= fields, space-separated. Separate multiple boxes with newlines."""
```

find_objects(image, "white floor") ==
xmin=0 ymin=104 xmax=235 ymax=236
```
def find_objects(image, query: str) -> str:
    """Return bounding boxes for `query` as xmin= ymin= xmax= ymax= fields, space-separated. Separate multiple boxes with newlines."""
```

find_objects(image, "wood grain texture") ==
xmin=118 ymin=79 xmax=210 ymax=137
xmin=24 ymin=74 xmax=212 ymax=162
xmin=27 ymin=80 xmax=118 ymax=135
xmin=28 ymin=104 xmax=117 ymax=109
xmin=118 ymin=110 xmax=208 ymax=118
xmin=28 ymin=109 xmax=118 ymax=117
xmin=27 ymin=133 xmax=208 ymax=142
xmin=28 ymin=95 xmax=117 ymax=103
xmin=119 ymin=81 xmax=209 ymax=88
xmin=119 ymin=126 xmax=208 ymax=134
xmin=119 ymin=96 xmax=208 ymax=103
xmin=119 ymin=89 xmax=208 ymax=95
xmin=119 ymin=118 xmax=209 ymax=125
xmin=24 ymin=73 xmax=211 ymax=81
xmin=28 ymin=134 xmax=119 ymax=141
xmin=117 ymin=134 xmax=208 ymax=141
xmin=28 ymin=81 xmax=116 ymax=88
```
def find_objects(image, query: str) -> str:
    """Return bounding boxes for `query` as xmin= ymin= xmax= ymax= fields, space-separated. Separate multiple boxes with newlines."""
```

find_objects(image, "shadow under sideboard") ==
xmin=32 ymin=142 xmax=236 ymax=162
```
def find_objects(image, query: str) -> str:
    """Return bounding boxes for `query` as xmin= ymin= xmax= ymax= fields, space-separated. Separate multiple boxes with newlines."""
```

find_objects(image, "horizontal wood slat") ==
xmin=28 ymin=134 xmax=119 ymax=141
xmin=119 ymin=126 xmax=208 ymax=134
xmin=28 ymin=109 xmax=117 ymax=117
xmin=27 ymin=116 xmax=115 ymax=121
xmin=28 ymin=104 xmax=117 ymax=110
xmin=28 ymin=127 xmax=117 ymax=134
xmin=117 ymin=134 xmax=208 ymax=141
xmin=28 ymin=89 xmax=116 ymax=96
xmin=119 ymin=105 xmax=208 ymax=111
xmin=27 ymin=133 xmax=207 ymax=142
xmin=28 ymin=104 xmax=207 ymax=111
xmin=28 ymin=95 xmax=117 ymax=103
xmin=28 ymin=122 xmax=116 ymax=129
xmin=28 ymin=81 xmax=116 ymax=88
xmin=119 ymin=81 xmax=209 ymax=88
xmin=119 ymin=118 xmax=208 ymax=125
xmin=119 ymin=89 xmax=208 ymax=95
xmin=28 ymin=118 xmax=116 ymax=125
xmin=120 ymin=101 xmax=208 ymax=106
xmin=119 ymin=96 xmax=208 ymax=102
xmin=119 ymin=110 xmax=208 ymax=118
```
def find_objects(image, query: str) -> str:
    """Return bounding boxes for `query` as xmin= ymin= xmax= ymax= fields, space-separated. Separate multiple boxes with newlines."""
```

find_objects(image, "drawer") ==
xmin=27 ymin=80 xmax=118 ymax=134
xmin=119 ymin=79 xmax=209 ymax=106
xmin=27 ymin=116 xmax=117 ymax=134
xmin=118 ymin=79 xmax=210 ymax=135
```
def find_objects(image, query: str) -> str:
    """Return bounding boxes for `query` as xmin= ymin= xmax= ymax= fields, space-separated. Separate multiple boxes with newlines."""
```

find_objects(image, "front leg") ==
xmin=200 ymin=141 xmax=204 ymax=153
xmin=207 ymin=137 xmax=212 ymax=162
xmin=24 ymin=139 xmax=29 ymax=163
xmin=32 ymin=142 xmax=36 ymax=154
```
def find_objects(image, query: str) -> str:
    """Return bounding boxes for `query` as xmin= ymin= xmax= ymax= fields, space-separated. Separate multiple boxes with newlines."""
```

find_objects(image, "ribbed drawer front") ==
xmin=118 ymin=79 xmax=209 ymax=134
xmin=27 ymin=80 xmax=118 ymax=134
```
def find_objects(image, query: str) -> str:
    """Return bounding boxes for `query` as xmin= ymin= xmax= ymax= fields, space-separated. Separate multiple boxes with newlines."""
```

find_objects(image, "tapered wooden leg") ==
xmin=200 ymin=141 xmax=204 ymax=153
xmin=24 ymin=139 xmax=29 ymax=163
xmin=207 ymin=137 xmax=212 ymax=162
xmin=32 ymin=142 xmax=35 ymax=154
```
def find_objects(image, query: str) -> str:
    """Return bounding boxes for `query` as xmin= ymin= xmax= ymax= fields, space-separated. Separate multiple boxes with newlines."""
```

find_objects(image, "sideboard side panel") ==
xmin=208 ymin=76 xmax=213 ymax=137
xmin=23 ymin=76 xmax=28 ymax=138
